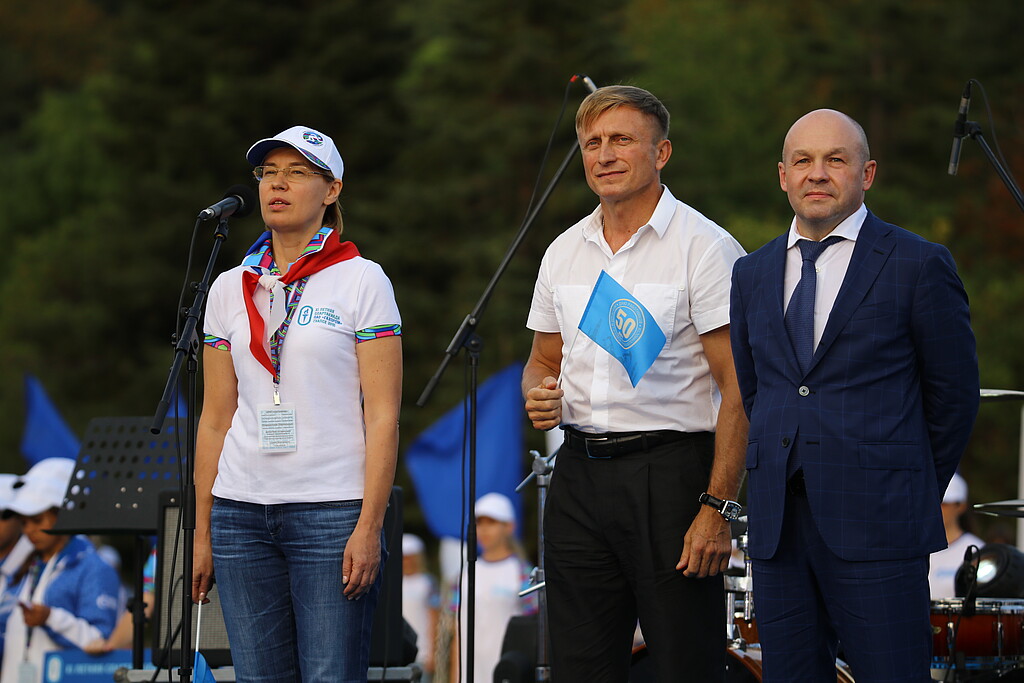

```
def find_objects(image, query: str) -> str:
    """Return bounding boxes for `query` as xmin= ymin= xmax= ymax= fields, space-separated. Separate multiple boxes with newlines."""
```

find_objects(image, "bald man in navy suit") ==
xmin=730 ymin=109 xmax=979 ymax=683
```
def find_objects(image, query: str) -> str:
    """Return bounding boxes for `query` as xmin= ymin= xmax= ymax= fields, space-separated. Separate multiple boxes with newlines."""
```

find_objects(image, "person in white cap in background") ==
xmin=449 ymin=492 xmax=536 ymax=683
xmin=192 ymin=125 xmax=402 ymax=682
xmin=0 ymin=457 xmax=119 ymax=682
xmin=928 ymin=472 xmax=984 ymax=598
xmin=0 ymin=474 xmax=35 ymax=668
xmin=402 ymin=533 xmax=439 ymax=680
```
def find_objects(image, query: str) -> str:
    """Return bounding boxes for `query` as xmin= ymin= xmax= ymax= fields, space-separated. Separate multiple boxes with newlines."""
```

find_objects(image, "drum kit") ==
xmin=709 ymin=504 xmax=1024 ymax=683
xmin=629 ymin=509 xmax=1024 ymax=682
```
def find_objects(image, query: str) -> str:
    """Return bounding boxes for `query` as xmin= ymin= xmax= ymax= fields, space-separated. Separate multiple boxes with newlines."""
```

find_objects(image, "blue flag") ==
xmin=193 ymin=652 xmax=216 ymax=683
xmin=577 ymin=271 xmax=667 ymax=387
xmin=405 ymin=362 xmax=525 ymax=539
xmin=20 ymin=374 xmax=80 ymax=466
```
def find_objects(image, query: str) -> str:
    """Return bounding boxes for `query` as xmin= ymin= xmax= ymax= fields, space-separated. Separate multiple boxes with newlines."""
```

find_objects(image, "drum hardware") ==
xmin=930 ymin=597 xmax=1024 ymax=681
xmin=726 ymin=522 xmax=756 ymax=650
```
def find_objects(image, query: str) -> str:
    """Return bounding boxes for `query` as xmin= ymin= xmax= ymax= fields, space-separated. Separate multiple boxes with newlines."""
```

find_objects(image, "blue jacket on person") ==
xmin=15 ymin=534 xmax=120 ymax=649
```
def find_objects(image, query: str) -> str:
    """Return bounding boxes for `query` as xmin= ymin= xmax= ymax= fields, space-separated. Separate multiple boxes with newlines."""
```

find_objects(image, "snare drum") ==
xmin=930 ymin=597 xmax=1024 ymax=672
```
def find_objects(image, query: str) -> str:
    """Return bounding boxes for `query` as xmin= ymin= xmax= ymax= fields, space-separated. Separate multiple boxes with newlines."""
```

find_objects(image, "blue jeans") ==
xmin=211 ymin=497 xmax=385 ymax=683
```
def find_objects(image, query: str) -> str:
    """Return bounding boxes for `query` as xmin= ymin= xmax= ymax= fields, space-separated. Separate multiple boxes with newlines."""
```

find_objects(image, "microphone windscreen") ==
xmin=224 ymin=184 xmax=258 ymax=219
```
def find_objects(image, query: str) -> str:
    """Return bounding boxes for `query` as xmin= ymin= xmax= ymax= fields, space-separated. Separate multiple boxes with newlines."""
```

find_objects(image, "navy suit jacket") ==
xmin=730 ymin=212 xmax=979 ymax=561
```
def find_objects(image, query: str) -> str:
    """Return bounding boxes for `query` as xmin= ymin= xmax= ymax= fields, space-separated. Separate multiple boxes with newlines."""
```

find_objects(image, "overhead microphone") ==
xmin=198 ymin=184 xmax=257 ymax=221
xmin=947 ymin=81 xmax=972 ymax=176
xmin=571 ymin=73 xmax=599 ymax=94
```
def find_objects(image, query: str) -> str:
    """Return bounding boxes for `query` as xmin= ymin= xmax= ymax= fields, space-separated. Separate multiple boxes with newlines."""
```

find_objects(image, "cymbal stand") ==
xmin=726 ymin=521 xmax=754 ymax=650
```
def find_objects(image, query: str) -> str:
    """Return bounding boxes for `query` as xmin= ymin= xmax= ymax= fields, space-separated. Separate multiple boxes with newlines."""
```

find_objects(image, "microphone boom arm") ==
xmin=960 ymin=120 xmax=1024 ymax=215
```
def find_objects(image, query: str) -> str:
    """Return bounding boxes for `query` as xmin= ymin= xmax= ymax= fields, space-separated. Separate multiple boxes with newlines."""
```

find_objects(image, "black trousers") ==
xmin=544 ymin=432 xmax=725 ymax=683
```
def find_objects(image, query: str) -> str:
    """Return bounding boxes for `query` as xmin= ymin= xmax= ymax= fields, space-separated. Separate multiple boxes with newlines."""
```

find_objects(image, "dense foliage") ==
xmin=1 ymin=0 xmax=1021 ymax=537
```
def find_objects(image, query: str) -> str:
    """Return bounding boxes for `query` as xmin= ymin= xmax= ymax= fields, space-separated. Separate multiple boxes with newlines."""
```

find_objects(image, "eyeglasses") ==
xmin=252 ymin=166 xmax=330 ymax=183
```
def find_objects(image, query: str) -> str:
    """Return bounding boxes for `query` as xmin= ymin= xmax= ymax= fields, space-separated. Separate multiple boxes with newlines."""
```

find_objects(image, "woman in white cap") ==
xmin=0 ymin=458 xmax=120 ymax=682
xmin=192 ymin=126 xmax=402 ymax=682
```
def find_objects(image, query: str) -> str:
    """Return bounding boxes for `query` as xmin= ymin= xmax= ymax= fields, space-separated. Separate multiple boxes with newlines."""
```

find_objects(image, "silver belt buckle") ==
xmin=584 ymin=435 xmax=612 ymax=459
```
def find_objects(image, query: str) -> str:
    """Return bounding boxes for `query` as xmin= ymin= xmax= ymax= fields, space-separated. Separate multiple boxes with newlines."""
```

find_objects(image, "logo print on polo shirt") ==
xmin=302 ymin=131 xmax=324 ymax=146
xmin=609 ymin=298 xmax=646 ymax=349
xmin=298 ymin=306 xmax=343 ymax=329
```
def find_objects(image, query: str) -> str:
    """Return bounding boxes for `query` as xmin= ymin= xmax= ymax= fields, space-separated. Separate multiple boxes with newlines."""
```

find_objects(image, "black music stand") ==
xmin=52 ymin=415 xmax=187 ymax=670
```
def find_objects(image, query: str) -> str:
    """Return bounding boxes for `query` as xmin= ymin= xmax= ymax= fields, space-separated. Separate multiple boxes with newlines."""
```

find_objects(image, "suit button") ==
xmin=798 ymin=386 xmax=810 ymax=396
xmin=782 ymin=437 xmax=791 ymax=447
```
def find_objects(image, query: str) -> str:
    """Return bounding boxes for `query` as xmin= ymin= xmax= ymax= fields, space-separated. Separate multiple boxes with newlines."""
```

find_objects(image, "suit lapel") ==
xmin=807 ymin=212 xmax=895 ymax=373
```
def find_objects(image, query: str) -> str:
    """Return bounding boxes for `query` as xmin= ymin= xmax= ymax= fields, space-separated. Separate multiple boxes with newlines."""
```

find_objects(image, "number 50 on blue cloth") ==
xmin=577 ymin=271 xmax=667 ymax=387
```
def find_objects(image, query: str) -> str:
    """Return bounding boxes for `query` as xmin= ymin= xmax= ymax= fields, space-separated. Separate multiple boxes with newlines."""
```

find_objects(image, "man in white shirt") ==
xmin=522 ymin=85 xmax=747 ymax=683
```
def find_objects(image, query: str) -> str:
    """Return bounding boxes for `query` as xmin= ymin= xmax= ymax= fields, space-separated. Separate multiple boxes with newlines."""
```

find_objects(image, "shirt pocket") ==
xmin=552 ymin=285 xmax=593 ymax=332
xmin=632 ymin=283 xmax=681 ymax=340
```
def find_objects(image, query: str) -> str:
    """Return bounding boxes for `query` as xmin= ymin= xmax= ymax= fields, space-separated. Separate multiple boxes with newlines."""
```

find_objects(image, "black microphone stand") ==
xmin=417 ymin=77 xmax=597 ymax=683
xmin=417 ymin=141 xmax=579 ymax=683
xmin=151 ymin=217 xmax=232 ymax=683
xmin=958 ymin=120 xmax=1024 ymax=215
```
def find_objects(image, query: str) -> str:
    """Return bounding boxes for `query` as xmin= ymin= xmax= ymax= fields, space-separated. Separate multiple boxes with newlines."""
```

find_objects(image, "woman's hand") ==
xmin=192 ymin=537 xmax=215 ymax=605
xmin=342 ymin=523 xmax=380 ymax=600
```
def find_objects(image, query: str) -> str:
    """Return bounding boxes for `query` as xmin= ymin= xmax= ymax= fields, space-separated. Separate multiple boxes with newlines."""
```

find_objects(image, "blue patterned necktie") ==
xmin=785 ymin=235 xmax=845 ymax=375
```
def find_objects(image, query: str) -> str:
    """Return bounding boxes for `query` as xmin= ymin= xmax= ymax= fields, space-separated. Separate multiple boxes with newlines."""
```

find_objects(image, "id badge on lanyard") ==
xmin=258 ymin=386 xmax=297 ymax=453
xmin=17 ymin=662 xmax=38 ymax=683
xmin=257 ymin=277 xmax=307 ymax=453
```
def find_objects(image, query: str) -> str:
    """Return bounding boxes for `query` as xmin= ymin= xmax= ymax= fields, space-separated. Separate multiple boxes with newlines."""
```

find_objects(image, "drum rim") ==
xmin=931 ymin=597 xmax=1024 ymax=613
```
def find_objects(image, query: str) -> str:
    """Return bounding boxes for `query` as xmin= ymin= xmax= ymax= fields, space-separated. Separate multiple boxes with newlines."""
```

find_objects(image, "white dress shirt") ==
xmin=783 ymin=204 xmax=868 ymax=352
xmin=527 ymin=186 xmax=745 ymax=433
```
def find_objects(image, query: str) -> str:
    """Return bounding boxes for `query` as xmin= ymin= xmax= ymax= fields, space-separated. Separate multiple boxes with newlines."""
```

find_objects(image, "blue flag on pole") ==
xmin=20 ymin=374 xmax=80 ymax=466
xmin=405 ymin=362 xmax=525 ymax=539
xmin=193 ymin=652 xmax=216 ymax=683
xmin=577 ymin=271 xmax=667 ymax=387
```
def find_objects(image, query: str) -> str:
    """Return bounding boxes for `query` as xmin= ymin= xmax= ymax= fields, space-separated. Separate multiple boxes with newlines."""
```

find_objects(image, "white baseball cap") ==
xmin=402 ymin=533 xmax=425 ymax=556
xmin=0 ymin=474 xmax=19 ymax=511
xmin=943 ymin=473 xmax=968 ymax=504
xmin=6 ymin=457 xmax=76 ymax=517
xmin=475 ymin=492 xmax=515 ymax=523
xmin=246 ymin=126 xmax=344 ymax=180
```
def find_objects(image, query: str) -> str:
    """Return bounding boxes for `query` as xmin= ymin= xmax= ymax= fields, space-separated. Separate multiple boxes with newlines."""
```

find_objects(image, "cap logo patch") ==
xmin=302 ymin=131 xmax=324 ymax=146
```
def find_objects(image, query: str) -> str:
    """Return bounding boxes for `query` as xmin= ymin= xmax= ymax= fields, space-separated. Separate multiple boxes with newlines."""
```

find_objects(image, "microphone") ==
xmin=959 ymin=544 xmax=980 ymax=617
xmin=947 ymin=81 xmax=972 ymax=176
xmin=571 ymin=74 xmax=599 ymax=94
xmin=198 ymin=184 xmax=257 ymax=221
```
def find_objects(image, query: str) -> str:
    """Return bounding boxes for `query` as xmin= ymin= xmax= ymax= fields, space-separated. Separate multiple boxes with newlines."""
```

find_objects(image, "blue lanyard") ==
xmin=268 ymin=276 xmax=310 ymax=386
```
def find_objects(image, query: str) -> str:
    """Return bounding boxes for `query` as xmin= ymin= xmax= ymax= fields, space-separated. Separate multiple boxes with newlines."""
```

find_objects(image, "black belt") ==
xmin=563 ymin=426 xmax=691 ymax=459
xmin=787 ymin=469 xmax=807 ymax=496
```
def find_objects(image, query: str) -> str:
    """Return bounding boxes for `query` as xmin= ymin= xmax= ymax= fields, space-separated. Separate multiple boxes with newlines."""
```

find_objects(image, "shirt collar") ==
xmin=582 ymin=185 xmax=677 ymax=244
xmin=241 ymin=226 xmax=335 ymax=274
xmin=787 ymin=203 xmax=867 ymax=249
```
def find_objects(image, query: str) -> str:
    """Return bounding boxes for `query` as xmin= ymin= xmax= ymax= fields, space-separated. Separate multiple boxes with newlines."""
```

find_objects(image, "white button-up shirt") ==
xmin=527 ymin=186 xmax=745 ymax=434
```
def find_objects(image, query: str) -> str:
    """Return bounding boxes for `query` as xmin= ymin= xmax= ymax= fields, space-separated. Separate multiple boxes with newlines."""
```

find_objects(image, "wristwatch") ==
xmin=698 ymin=492 xmax=743 ymax=521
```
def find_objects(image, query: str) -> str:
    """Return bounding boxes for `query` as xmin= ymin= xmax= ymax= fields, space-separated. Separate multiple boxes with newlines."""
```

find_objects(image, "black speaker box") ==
xmin=152 ymin=491 xmax=232 ymax=668
xmin=370 ymin=487 xmax=418 ymax=667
